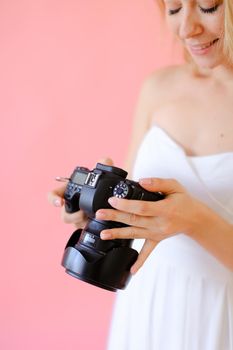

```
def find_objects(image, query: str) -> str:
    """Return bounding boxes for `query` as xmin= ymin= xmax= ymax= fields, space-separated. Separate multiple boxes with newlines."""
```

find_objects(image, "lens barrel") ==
xmin=62 ymin=227 xmax=138 ymax=292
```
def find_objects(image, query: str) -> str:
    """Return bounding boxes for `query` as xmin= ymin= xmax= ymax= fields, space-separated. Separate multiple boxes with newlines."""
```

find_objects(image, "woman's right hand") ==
xmin=48 ymin=182 xmax=87 ymax=228
xmin=47 ymin=157 xmax=114 ymax=229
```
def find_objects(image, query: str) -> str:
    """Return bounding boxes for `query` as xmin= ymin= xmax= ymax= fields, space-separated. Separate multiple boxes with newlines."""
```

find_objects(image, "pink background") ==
xmin=0 ymin=1 xmax=182 ymax=349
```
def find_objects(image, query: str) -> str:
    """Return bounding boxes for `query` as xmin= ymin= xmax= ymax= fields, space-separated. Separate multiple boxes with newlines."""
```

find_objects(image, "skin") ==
xmin=48 ymin=0 xmax=233 ymax=274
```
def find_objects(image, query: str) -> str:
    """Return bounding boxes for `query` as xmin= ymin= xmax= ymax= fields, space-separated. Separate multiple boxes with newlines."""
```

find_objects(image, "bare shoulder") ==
xmin=125 ymin=64 xmax=193 ymax=172
xmin=148 ymin=64 xmax=186 ymax=80
xmin=133 ymin=64 xmax=191 ymax=123
xmin=142 ymin=64 xmax=195 ymax=124
xmin=144 ymin=64 xmax=191 ymax=92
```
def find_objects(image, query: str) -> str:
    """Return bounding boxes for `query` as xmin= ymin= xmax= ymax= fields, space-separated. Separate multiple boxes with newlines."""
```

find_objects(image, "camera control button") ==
xmin=113 ymin=182 xmax=129 ymax=198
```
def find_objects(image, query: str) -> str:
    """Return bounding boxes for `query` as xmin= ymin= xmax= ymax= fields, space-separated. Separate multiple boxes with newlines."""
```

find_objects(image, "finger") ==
xmin=47 ymin=184 xmax=66 ymax=207
xmin=96 ymin=208 xmax=154 ymax=228
xmin=61 ymin=206 xmax=87 ymax=226
xmin=139 ymin=177 xmax=185 ymax=194
xmin=130 ymin=240 xmax=158 ymax=274
xmin=97 ymin=157 xmax=114 ymax=166
xmin=100 ymin=226 xmax=150 ymax=240
xmin=107 ymin=196 xmax=166 ymax=217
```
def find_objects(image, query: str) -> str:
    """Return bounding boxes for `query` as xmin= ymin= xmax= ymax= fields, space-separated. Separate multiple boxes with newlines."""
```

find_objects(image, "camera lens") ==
xmin=62 ymin=163 xmax=141 ymax=292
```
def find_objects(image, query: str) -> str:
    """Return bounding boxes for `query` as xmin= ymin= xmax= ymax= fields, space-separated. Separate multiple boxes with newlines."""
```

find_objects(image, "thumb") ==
xmin=97 ymin=157 xmax=114 ymax=166
xmin=130 ymin=240 xmax=157 ymax=274
xmin=139 ymin=177 xmax=184 ymax=195
xmin=47 ymin=184 xmax=66 ymax=207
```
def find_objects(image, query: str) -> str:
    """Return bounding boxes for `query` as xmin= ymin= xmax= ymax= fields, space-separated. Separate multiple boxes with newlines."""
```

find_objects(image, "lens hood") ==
xmin=61 ymin=229 xmax=138 ymax=292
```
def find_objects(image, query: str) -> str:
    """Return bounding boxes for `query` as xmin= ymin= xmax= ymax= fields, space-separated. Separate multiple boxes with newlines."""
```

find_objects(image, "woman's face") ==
xmin=163 ymin=0 xmax=225 ymax=69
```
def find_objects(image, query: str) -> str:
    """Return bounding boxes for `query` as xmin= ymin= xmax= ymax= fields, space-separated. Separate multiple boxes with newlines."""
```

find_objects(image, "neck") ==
xmin=212 ymin=63 xmax=233 ymax=82
xmin=192 ymin=62 xmax=233 ymax=84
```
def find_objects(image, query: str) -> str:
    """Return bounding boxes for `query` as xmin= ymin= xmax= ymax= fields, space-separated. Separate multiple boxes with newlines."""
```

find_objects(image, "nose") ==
xmin=179 ymin=9 xmax=203 ymax=39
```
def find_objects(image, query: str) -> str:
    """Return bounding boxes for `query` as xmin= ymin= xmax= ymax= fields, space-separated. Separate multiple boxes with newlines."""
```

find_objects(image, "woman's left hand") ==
xmin=95 ymin=177 xmax=206 ymax=274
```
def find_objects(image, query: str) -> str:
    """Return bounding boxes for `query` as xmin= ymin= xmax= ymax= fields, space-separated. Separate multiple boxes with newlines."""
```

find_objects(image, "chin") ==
xmin=190 ymin=55 xmax=225 ymax=70
xmin=185 ymin=42 xmax=226 ymax=70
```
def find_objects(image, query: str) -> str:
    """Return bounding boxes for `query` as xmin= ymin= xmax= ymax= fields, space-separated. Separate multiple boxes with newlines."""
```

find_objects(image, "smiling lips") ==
xmin=187 ymin=38 xmax=219 ymax=55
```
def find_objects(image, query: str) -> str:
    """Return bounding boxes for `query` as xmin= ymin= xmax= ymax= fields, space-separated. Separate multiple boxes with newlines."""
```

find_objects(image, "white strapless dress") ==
xmin=107 ymin=125 xmax=233 ymax=350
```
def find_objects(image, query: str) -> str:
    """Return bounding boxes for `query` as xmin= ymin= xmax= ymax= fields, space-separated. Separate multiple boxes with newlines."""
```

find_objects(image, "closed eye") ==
xmin=168 ymin=7 xmax=181 ymax=15
xmin=167 ymin=3 xmax=220 ymax=16
xmin=199 ymin=4 xmax=219 ymax=13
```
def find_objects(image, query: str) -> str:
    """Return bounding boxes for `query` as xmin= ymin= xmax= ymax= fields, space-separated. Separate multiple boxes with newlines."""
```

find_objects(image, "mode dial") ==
xmin=113 ymin=181 xmax=130 ymax=199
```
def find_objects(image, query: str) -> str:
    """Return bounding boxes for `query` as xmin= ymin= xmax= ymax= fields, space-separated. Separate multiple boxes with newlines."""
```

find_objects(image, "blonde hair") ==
xmin=224 ymin=0 xmax=233 ymax=63
xmin=156 ymin=0 xmax=233 ymax=65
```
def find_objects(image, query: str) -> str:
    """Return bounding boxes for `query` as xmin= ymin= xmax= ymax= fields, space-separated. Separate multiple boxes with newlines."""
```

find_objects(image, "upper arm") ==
xmin=124 ymin=72 xmax=161 ymax=177
xmin=124 ymin=65 xmax=181 ymax=176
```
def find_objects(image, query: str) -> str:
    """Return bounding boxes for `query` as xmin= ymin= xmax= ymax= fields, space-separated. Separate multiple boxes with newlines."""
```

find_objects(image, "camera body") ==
xmin=62 ymin=163 xmax=164 ymax=292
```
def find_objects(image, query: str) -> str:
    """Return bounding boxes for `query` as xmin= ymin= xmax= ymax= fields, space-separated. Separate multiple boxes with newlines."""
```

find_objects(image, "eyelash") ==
xmin=168 ymin=4 xmax=219 ymax=16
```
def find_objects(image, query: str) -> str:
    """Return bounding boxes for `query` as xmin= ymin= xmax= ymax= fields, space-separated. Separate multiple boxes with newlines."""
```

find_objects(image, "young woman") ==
xmin=49 ymin=1 xmax=233 ymax=348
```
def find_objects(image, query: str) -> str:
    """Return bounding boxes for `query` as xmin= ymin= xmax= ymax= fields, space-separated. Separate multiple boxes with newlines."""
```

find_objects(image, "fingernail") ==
xmin=130 ymin=265 xmax=138 ymax=274
xmin=100 ymin=232 xmax=112 ymax=240
xmin=96 ymin=210 xmax=106 ymax=219
xmin=108 ymin=197 xmax=118 ymax=206
xmin=54 ymin=198 xmax=62 ymax=207
xmin=139 ymin=178 xmax=152 ymax=185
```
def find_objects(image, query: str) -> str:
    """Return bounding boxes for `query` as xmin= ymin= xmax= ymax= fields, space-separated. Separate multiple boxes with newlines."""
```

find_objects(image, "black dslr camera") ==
xmin=61 ymin=163 xmax=164 ymax=292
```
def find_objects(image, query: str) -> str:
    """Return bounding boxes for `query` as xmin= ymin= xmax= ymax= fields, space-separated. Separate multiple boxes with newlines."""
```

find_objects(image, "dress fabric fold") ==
xmin=107 ymin=124 xmax=233 ymax=350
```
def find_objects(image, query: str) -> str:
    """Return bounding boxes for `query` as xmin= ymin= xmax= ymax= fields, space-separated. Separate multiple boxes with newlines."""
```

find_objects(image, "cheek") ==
xmin=208 ymin=21 xmax=224 ymax=36
xmin=206 ymin=11 xmax=224 ymax=36
xmin=217 ymin=20 xmax=224 ymax=38
xmin=165 ymin=17 xmax=179 ymax=37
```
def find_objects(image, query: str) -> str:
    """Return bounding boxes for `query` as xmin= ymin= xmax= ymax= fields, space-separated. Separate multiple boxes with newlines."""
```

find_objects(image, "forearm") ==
xmin=188 ymin=203 xmax=233 ymax=271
